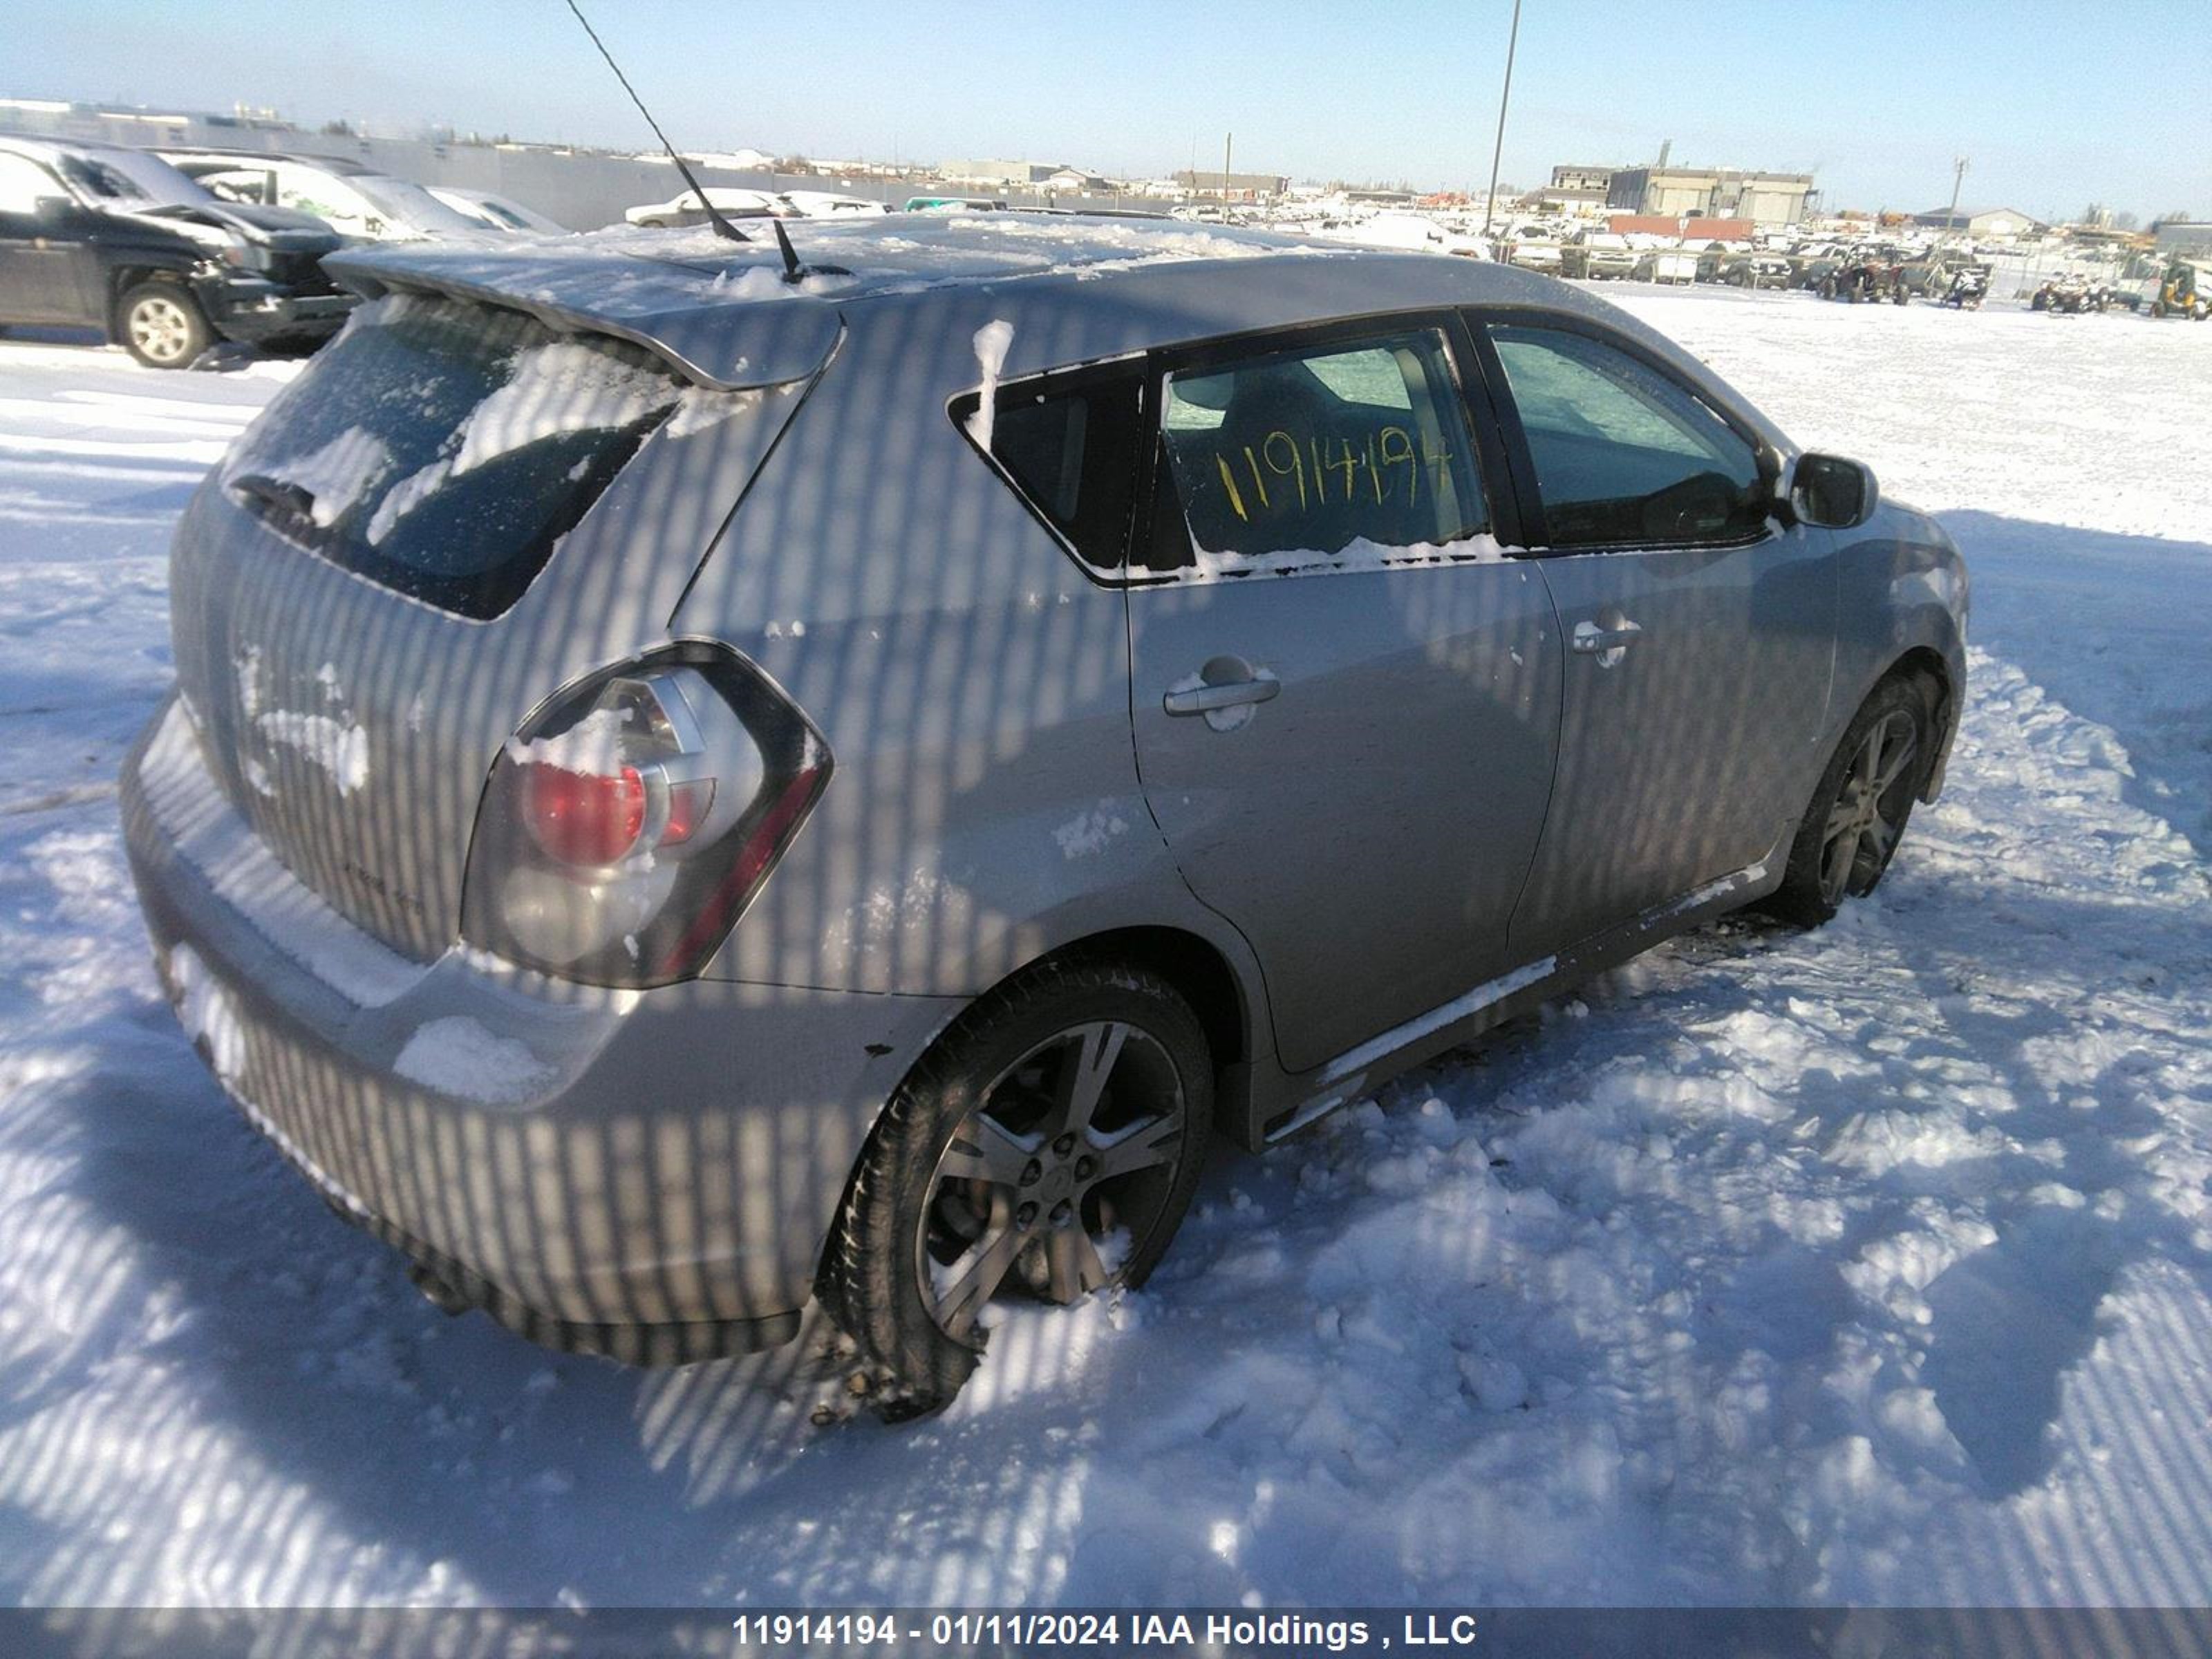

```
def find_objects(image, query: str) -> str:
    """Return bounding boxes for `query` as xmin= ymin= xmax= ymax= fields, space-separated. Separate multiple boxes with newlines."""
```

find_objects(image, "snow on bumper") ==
xmin=120 ymin=695 xmax=957 ymax=1360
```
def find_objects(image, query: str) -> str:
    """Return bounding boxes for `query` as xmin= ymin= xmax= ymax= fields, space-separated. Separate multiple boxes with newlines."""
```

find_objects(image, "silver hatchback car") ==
xmin=122 ymin=216 xmax=1966 ymax=1405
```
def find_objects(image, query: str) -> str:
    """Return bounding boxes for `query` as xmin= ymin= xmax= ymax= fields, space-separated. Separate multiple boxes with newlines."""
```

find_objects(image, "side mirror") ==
xmin=32 ymin=195 xmax=76 ymax=222
xmin=1788 ymin=452 xmax=1877 ymax=529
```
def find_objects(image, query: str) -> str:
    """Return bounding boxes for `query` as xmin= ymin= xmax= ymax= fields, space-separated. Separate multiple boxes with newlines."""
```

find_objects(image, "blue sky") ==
xmin=10 ymin=0 xmax=2207 ymax=220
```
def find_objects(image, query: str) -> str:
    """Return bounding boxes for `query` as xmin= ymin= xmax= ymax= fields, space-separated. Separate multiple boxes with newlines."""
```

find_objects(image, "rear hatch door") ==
xmin=167 ymin=274 xmax=834 ymax=962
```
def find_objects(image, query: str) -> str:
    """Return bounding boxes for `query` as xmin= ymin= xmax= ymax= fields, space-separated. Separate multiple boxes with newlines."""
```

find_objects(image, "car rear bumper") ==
xmin=120 ymin=695 xmax=960 ymax=1362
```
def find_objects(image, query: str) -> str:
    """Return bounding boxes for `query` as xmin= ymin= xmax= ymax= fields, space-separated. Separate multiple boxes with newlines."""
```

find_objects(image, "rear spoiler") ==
xmin=326 ymin=244 xmax=841 ymax=391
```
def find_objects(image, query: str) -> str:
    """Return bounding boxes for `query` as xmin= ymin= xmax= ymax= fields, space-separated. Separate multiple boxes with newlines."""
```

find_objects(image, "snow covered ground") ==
xmin=0 ymin=291 xmax=2207 ymax=1610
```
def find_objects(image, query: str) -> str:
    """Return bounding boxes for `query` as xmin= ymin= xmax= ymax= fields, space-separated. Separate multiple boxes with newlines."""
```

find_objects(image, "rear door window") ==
xmin=223 ymin=296 xmax=688 ymax=619
xmin=1149 ymin=326 xmax=1488 ymax=577
xmin=955 ymin=367 xmax=1143 ymax=575
xmin=1485 ymin=324 xmax=1768 ymax=549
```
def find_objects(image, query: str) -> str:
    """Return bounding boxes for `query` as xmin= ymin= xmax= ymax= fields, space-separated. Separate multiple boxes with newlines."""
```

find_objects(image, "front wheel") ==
xmin=1767 ymin=675 xmax=1936 ymax=928
xmin=118 ymin=282 xmax=210 ymax=369
xmin=824 ymin=959 xmax=1213 ymax=1409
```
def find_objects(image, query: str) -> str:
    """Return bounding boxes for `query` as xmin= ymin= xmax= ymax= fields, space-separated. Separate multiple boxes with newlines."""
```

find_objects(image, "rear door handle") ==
xmin=1164 ymin=677 xmax=1281 ymax=716
xmin=1571 ymin=618 xmax=1645 ymax=655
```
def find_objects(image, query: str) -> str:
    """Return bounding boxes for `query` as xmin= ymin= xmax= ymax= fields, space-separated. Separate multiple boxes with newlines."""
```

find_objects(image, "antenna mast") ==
xmin=561 ymin=0 xmax=749 ymax=245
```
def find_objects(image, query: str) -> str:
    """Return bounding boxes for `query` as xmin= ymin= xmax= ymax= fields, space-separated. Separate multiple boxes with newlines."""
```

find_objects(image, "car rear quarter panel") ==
xmin=673 ymin=293 xmax=1270 ymax=1013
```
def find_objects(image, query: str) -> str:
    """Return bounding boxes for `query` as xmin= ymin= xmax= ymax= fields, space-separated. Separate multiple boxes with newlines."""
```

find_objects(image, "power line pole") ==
xmin=1481 ymin=0 xmax=1526 ymax=239
xmin=1945 ymin=156 xmax=1969 ymax=240
xmin=1224 ymin=132 xmax=1233 ymax=204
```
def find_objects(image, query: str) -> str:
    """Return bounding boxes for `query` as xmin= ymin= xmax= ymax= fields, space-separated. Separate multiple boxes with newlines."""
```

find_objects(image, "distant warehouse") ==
xmin=1913 ymin=205 xmax=2041 ymax=238
xmin=1607 ymin=165 xmax=1813 ymax=226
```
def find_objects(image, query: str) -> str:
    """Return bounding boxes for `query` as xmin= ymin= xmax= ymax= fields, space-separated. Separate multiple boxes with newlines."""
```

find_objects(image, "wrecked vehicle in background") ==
xmin=0 ymin=135 xmax=353 ymax=367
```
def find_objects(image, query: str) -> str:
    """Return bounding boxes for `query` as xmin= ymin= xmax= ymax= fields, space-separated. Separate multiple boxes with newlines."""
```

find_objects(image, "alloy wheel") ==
xmin=129 ymin=295 xmax=195 ymax=366
xmin=917 ymin=1020 xmax=1188 ymax=1342
xmin=1818 ymin=709 xmax=1920 ymax=906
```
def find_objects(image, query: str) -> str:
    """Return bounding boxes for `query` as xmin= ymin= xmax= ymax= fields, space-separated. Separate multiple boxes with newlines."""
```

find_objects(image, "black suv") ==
xmin=0 ymin=137 xmax=355 ymax=368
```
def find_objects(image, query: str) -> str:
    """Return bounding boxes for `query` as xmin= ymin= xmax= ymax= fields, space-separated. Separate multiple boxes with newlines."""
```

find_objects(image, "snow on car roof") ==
xmin=326 ymin=210 xmax=1740 ymax=411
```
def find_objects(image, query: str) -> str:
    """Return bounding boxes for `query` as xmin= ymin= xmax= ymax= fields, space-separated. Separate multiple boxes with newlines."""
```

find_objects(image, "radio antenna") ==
xmin=561 ymin=0 xmax=749 ymax=245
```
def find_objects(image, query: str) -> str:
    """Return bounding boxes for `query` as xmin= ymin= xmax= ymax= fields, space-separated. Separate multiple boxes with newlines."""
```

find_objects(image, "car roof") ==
xmin=325 ymin=212 xmax=1783 ymax=445
xmin=0 ymin=134 xmax=149 ymax=167
xmin=158 ymin=147 xmax=381 ymax=177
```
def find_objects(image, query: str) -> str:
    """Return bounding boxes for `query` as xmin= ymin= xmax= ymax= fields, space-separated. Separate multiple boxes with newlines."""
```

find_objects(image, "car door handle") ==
xmin=1164 ymin=677 xmax=1281 ymax=716
xmin=1571 ymin=619 xmax=1645 ymax=655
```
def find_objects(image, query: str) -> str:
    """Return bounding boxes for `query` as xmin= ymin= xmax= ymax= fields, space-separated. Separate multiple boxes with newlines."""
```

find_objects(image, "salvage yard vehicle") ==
xmin=121 ymin=216 xmax=1967 ymax=1407
xmin=1820 ymin=257 xmax=1907 ymax=303
xmin=624 ymin=185 xmax=784 ymax=227
xmin=0 ymin=136 xmax=354 ymax=367
xmin=1629 ymin=247 xmax=1698 ymax=284
xmin=158 ymin=148 xmax=482 ymax=243
xmin=1898 ymin=251 xmax=1988 ymax=301
xmin=1501 ymin=234 xmax=1564 ymax=274
xmin=1721 ymin=253 xmax=1792 ymax=289
xmin=426 ymin=187 xmax=571 ymax=236
xmin=1559 ymin=230 xmax=1635 ymax=279
xmin=2150 ymin=259 xmax=2210 ymax=319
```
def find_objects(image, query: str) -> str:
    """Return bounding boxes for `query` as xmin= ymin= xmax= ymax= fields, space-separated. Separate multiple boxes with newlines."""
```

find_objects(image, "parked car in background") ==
xmin=1501 ymin=231 xmax=1564 ymax=273
xmin=780 ymin=191 xmax=890 ymax=218
xmin=1693 ymin=243 xmax=1752 ymax=282
xmin=1559 ymin=230 xmax=1634 ymax=279
xmin=1791 ymin=254 xmax=1846 ymax=291
xmin=0 ymin=136 xmax=353 ymax=366
xmin=426 ymin=187 xmax=571 ymax=236
xmin=1721 ymin=253 xmax=1793 ymax=289
xmin=1631 ymin=247 xmax=1698 ymax=284
xmin=624 ymin=186 xmax=783 ymax=227
xmin=122 ymin=217 xmax=1964 ymax=1408
xmin=904 ymin=195 xmax=1007 ymax=212
xmin=158 ymin=149 xmax=482 ymax=242
xmin=1331 ymin=212 xmax=1490 ymax=256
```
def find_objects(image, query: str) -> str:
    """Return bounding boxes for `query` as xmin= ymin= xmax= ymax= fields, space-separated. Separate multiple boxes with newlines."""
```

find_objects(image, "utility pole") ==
xmin=1945 ymin=156 xmax=1969 ymax=240
xmin=1224 ymin=132 xmax=1233 ymax=204
xmin=1480 ymin=0 xmax=1526 ymax=239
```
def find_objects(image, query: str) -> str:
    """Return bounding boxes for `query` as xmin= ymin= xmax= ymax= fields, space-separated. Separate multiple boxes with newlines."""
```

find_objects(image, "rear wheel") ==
xmin=118 ymin=282 xmax=210 ymax=369
xmin=1768 ymin=675 xmax=1936 ymax=928
xmin=825 ymin=959 xmax=1212 ymax=1409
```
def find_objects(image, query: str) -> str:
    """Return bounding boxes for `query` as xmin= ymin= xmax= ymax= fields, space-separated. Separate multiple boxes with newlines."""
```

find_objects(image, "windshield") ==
xmin=54 ymin=149 xmax=211 ymax=210
xmin=341 ymin=172 xmax=482 ymax=234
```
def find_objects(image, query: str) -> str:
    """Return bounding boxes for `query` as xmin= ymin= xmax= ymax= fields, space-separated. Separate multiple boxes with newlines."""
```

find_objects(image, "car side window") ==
xmin=0 ymin=154 xmax=63 ymax=216
xmin=1148 ymin=327 xmax=1487 ymax=576
xmin=1487 ymin=324 xmax=1768 ymax=549
xmin=196 ymin=168 xmax=276 ymax=207
xmin=955 ymin=366 xmax=1143 ymax=576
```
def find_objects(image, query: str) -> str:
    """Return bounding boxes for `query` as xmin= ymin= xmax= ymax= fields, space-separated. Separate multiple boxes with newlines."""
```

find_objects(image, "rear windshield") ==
xmin=223 ymin=295 xmax=686 ymax=619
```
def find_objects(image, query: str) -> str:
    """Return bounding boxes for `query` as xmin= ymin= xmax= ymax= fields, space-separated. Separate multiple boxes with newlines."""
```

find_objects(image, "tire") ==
xmin=1766 ymin=674 xmax=1938 ymax=928
xmin=823 ymin=958 xmax=1214 ymax=1409
xmin=118 ymin=281 xmax=211 ymax=369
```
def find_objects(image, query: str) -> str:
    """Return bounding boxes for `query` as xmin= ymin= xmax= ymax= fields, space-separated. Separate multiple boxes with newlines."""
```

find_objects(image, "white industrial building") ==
xmin=1914 ymin=205 xmax=2041 ymax=238
xmin=1606 ymin=165 xmax=1815 ymax=226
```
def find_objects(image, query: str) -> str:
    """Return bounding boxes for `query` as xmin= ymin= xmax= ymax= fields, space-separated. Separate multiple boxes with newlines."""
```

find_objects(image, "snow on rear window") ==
xmin=221 ymin=294 xmax=715 ymax=619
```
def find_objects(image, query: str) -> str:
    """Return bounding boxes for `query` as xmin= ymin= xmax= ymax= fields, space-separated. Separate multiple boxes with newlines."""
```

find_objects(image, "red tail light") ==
xmin=522 ymin=764 xmax=648 ymax=867
xmin=461 ymin=645 xmax=830 ymax=988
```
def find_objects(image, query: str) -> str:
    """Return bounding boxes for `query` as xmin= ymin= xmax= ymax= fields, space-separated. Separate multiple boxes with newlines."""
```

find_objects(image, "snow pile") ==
xmin=237 ymin=426 xmax=391 ymax=526
xmin=0 ymin=293 xmax=2209 ymax=1609
xmin=254 ymin=709 xmax=370 ymax=796
xmin=393 ymin=1017 xmax=555 ymax=1104
xmin=964 ymin=318 xmax=1014 ymax=449
xmin=503 ymin=705 xmax=631 ymax=772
